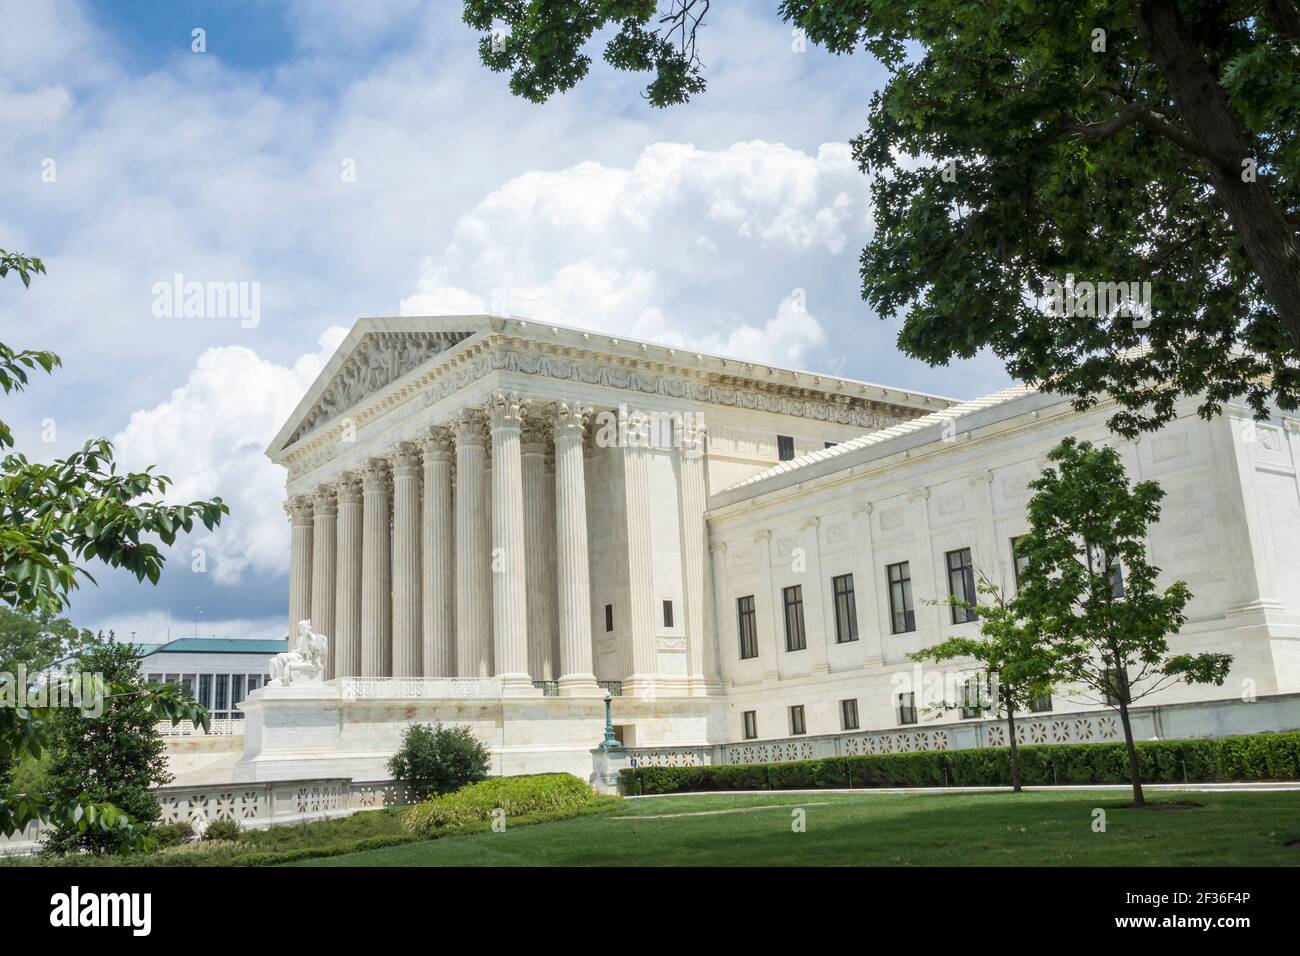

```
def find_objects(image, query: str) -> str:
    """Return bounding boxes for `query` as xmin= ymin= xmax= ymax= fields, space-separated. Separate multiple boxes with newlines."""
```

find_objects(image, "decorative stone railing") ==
xmin=155 ymin=719 xmax=245 ymax=737
xmin=0 ymin=777 xmax=414 ymax=857
xmin=622 ymin=693 xmax=1300 ymax=771
xmin=337 ymin=677 xmax=502 ymax=699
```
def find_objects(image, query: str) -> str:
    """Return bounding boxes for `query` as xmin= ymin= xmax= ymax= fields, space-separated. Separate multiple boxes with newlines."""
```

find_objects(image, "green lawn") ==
xmin=289 ymin=789 xmax=1300 ymax=866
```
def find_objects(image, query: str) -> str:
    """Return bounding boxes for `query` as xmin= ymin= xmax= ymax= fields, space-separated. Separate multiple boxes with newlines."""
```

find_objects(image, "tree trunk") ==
xmin=1004 ymin=690 xmax=1022 ymax=793
xmin=1116 ymin=698 xmax=1145 ymax=808
xmin=1136 ymin=0 xmax=1300 ymax=352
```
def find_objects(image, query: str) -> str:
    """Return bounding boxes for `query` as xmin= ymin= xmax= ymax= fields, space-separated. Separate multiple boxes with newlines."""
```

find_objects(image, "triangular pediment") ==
xmin=272 ymin=318 xmax=484 ymax=454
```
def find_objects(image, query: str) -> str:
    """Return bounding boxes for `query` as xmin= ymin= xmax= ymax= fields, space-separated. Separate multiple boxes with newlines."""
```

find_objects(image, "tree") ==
xmin=41 ymin=636 xmax=174 ymax=854
xmin=911 ymin=574 xmax=1057 ymax=792
xmin=462 ymin=2 xmax=1300 ymax=436
xmin=1015 ymin=437 xmax=1232 ymax=807
xmin=0 ymin=606 xmax=91 ymax=673
xmin=0 ymin=250 xmax=220 ymax=846
xmin=387 ymin=723 xmax=492 ymax=800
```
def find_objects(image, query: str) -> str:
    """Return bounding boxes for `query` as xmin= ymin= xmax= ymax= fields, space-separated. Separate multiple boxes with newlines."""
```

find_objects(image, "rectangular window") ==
xmin=742 ymin=710 xmax=758 ymax=740
xmin=604 ymin=603 xmax=614 ymax=632
xmin=246 ymin=674 xmax=260 ymax=694
xmin=777 ymin=435 xmax=795 ymax=461
xmin=946 ymin=547 xmax=979 ymax=624
xmin=1029 ymin=694 xmax=1053 ymax=713
xmin=789 ymin=705 xmax=806 ymax=736
xmin=662 ymin=599 xmax=674 ymax=628
xmin=887 ymin=561 xmax=916 ymax=634
xmin=214 ymin=674 xmax=229 ymax=715
xmin=1011 ymin=536 xmax=1031 ymax=591
xmin=1103 ymin=666 xmax=1128 ymax=706
xmin=840 ymin=698 xmax=859 ymax=731
xmin=782 ymin=585 xmax=806 ymax=651
xmin=1087 ymin=544 xmax=1125 ymax=598
xmin=737 ymin=595 xmax=758 ymax=659
xmin=230 ymin=674 xmax=245 ymax=719
xmin=198 ymin=673 xmax=213 ymax=710
xmin=897 ymin=692 xmax=917 ymax=725
xmin=832 ymin=573 xmax=858 ymax=643
xmin=961 ymin=676 xmax=984 ymax=719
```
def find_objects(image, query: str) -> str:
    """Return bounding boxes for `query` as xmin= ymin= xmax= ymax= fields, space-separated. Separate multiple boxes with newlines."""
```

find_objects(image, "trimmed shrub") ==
xmin=387 ymin=722 xmax=491 ymax=799
xmin=205 ymin=818 xmax=241 ymax=841
xmin=153 ymin=821 xmax=193 ymax=848
xmin=619 ymin=731 xmax=1300 ymax=794
xmin=403 ymin=772 xmax=602 ymax=836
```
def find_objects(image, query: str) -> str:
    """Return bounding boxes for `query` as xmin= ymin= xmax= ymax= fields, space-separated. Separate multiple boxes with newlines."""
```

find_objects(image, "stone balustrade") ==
xmin=0 ymin=777 xmax=414 ymax=857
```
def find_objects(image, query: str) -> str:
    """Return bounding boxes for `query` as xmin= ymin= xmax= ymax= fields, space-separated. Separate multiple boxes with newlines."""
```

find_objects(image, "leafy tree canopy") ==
xmin=463 ymin=2 xmax=1300 ymax=436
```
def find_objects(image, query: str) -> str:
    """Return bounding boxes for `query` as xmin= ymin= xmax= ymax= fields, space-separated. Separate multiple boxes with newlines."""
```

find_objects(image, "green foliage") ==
xmin=403 ymin=772 xmax=602 ymax=836
xmin=0 ymin=252 xmax=219 ymax=844
xmin=153 ymin=821 xmax=193 ymax=848
xmin=621 ymin=731 xmax=1300 ymax=793
xmin=1017 ymin=439 xmax=1231 ymax=709
xmin=386 ymin=722 xmax=492 ymax=799
xmin=204 ymin=818 xmax=241 ymax=841
xmin=40 ymin=638 xmax=173 ymax=855
xmin=0 ymin=606 xmax=92 ymax=673
xmin=464 ymin=2 xmax=1300 ymax=435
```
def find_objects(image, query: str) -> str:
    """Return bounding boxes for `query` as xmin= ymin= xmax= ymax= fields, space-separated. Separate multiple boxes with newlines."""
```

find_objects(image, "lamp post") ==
xmin=599 ymin=689 xmax=620 ymax=749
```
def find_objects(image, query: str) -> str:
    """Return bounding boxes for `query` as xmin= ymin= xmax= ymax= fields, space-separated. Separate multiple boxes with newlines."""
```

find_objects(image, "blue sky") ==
xmin=0 ymin=0 xmax=1009 ymax=642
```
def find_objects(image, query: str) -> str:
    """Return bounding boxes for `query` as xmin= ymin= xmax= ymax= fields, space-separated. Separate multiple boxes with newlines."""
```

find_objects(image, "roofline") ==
xmin=268 ymin=314 xmax=963 ymax=459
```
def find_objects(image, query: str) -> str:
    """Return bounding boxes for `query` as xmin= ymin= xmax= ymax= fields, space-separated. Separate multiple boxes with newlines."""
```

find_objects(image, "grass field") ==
xmin=288 ymin=789 xmax=1300 ymax=867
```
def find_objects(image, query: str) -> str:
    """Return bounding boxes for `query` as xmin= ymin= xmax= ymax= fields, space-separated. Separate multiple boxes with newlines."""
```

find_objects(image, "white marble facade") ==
xmin=237 ymin=315 xmax=1300 ymax=781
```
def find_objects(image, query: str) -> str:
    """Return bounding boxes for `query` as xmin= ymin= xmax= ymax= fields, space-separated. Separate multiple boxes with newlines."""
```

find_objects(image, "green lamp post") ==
xmin=599 ymin=690 xmax=620 ymax=749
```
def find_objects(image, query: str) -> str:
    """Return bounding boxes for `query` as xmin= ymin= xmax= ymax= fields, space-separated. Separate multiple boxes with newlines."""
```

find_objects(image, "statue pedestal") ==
xmin=590 ymin=746 xmax=632 ymax=794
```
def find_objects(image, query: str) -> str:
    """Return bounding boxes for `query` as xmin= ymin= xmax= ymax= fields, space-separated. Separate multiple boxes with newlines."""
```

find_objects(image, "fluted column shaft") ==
xmin=421 ymin=429 xmax=455 ymax=676
xmin=360 ymin=459 xmax=392 ymax=677
xmin=310 ymin=488 xmax=337 ymax=678
xmin=454 ymin=413 xmax=492 ymax=677
xmin=286 ymin=496 xmax=313 ymax=643
xmin=391 ymin=443 xmax=422 ymax=677
xmin=488 ymin=392 xmax=534 ymax=692
xmin=554 ymin=402 xmax=599 ymax=695
xmin=621 ymin=411 xmax=658 ymax=692
xmin=334 ymin=475 xmax=363 ymax=678
xmin=676 ymin=419 xmax=710 ymax=688
xmin=522 ymin=420 xmax=557 ymax=680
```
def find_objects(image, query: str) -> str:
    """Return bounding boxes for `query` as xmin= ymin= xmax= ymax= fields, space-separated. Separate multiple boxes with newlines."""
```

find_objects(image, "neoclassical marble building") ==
xmin=235 ymin=315 xmax=1300 ymax=781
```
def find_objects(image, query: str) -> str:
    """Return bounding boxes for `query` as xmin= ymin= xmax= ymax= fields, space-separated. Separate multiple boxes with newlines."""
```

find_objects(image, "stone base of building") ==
xmin=233 ymin=679 xmax=723 ymax=783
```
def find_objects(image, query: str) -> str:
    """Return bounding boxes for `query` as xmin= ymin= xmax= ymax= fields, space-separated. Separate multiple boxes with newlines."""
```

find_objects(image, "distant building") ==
xmin=135 ymin=638 xmax=287 ymax=722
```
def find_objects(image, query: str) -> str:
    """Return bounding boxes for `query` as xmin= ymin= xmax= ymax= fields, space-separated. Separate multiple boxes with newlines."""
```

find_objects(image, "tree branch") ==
xmin=1066 ymin=100 xmax=1240 ymax=170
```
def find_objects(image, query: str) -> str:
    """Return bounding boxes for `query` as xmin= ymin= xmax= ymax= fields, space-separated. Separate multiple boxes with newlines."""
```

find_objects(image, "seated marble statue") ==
xmin=269 ymin=619 xmax=328 ymax=687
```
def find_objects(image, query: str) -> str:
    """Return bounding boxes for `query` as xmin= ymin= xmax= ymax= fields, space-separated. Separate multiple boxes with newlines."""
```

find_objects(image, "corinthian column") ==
xmin=454 ymin=411 xmax=492 ymax=677
xmin=676 ymin=417 xmax=710 ymax=690
xmin=334 ymin=473 xmax=363 ymax=678
xmin=620 ymin=411 xmax=657 ymax=695
xmin=391 ymin=442 xmax=422 ymax=678
xmin=360 ymin=458 xmax=392 ymax=677
xmin=487 ymin=392 xmax=536 ymax=694
xmin=286 ymin=496 xmax=313 ymax=644
xmin=522 ymin=416 xmax=557 ymax=681
xmin=554 ymin=402 xmax=599 ymax=696
xmin=310 ymin=486 xmax=337 ymax=677
xmin=421 ymin=427 xmax=455 ymax=676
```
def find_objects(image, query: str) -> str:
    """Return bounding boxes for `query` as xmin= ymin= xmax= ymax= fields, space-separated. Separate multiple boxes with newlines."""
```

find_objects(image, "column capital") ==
xmin=554 ymin=400 xmax=592 ymax=440
xmin=452 ymin=409 xmax=487 ymax=447
xmin=390 ymin=441 xmax=422 ymax=478
xmin=334 ymin=471 xmax=363 ymax=504
xmin=420 ymin=426 xmax=454 ymax=462
xmin=312 ymin=485 xmax=337 ymax=515
xmin=285 ymin=495 xmax=314 ymax=524
xmin=362 ymin=457 xmax=390 ymax=490
xmin=485 ymin=391 xmax=529 ymax=432
xmin=521 ymin=414 xmax=551 ymax=455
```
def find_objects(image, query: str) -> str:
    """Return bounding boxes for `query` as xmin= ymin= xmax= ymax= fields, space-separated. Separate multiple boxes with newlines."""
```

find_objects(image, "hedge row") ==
xmin=619 ymin=731 xmax=1300 ymax=794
